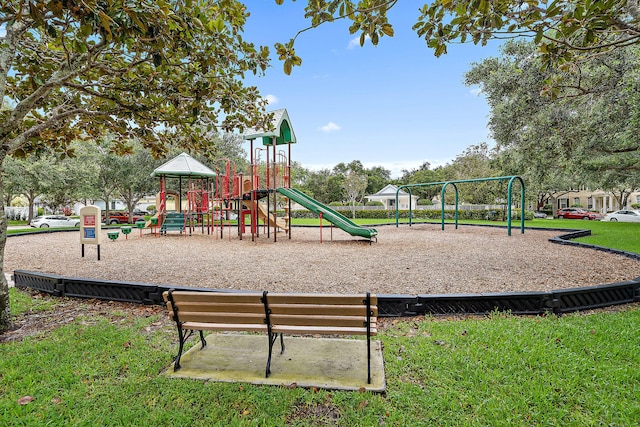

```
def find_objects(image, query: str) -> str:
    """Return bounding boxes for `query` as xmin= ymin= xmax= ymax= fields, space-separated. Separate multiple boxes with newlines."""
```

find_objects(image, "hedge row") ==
xmin=288 ymin=208 xmax=535 ymax=221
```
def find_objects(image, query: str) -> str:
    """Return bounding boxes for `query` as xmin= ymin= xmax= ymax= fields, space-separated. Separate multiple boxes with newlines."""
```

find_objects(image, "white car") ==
xmin=602 ymin=210 xmax=640 ymax=222
xmin=30 ymin=215 xmax=80 ymax=228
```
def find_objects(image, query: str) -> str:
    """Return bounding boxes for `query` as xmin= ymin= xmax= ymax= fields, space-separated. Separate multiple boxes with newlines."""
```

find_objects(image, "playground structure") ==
xmin=149 ymin=109 xmax=378 ymax=242
xmin=395 ymin=176 xmax=526 ymax=236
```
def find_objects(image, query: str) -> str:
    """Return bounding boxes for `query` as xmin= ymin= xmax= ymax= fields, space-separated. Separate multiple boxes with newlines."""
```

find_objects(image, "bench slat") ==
xmin=271 ymin=325 xmax=377 ymax=336
xmin=182 ymin=322 xmax=268 ymax=333
xmin=163 ymin=291 xmax=264 ymax=304
xmin=270 ymin=314 xmax=373 ymax=328
xmin=170 ymin=301 xmax=266 ymax=314
xmin=269 ymin=303 xmax=377 ymax=317
xmin=173 ymin=312 xmax=266 ymax=325
xmin=267 ymin=293 xmax=377 ymax=305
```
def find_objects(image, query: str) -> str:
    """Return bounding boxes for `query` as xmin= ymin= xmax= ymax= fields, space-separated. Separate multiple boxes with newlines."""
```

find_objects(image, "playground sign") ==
xmin=80 ymin=205 xmax=102 ymax=260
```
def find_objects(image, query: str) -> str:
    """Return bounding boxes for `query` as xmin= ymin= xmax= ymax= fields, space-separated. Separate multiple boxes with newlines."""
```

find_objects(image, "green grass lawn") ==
xmin=2 ymin=290 xmax=638 ymax=426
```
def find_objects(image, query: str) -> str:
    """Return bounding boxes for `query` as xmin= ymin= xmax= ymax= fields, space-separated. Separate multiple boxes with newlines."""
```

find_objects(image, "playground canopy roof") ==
xmin=243 ymin=108 xmax=297 ymax=146
xmin=150 ymin=152 xmax=217 ymax=178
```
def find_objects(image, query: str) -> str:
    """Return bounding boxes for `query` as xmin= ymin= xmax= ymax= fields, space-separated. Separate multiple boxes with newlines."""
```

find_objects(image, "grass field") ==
xmin=3 ymin=289 xmax=639 ymax=426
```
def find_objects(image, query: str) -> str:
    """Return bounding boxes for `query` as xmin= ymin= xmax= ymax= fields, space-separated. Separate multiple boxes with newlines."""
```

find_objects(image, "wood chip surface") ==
xmin=5 ymin=224 xmax=640 ymax=295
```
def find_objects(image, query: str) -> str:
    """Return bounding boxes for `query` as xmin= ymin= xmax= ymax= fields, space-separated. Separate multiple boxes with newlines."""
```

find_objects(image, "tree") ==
xmin=364 ymin=165 xmax=391 ymax=195
xmin=277 ymin=0 xmax=640 ymax=92
xmin=0 ymin=1 xmax=272 ymax=332
xmin=1 ymin=156 xmax=24 ymax=209
xmin=342 ymin=172 xmax=368 ymax=218
xmin=398 ymin=161 xmax=444 ymax=201
xmin=438 ymin=143 xmax=504 ymax=204
xmin=38 ymin=157 xmax=77 ymax=214
xmin=113 ymin=142 xmax=158 ymax=222
xmin=465 ymin=40 xmax=640 ymax=209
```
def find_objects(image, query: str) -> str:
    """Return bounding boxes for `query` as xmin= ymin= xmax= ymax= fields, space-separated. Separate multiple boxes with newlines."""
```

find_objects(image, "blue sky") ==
xmin=242 ymin=2 xmax=503 ymax=178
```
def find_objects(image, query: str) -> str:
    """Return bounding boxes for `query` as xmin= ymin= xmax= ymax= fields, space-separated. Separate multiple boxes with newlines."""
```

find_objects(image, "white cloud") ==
xmin=319 ymin=122 xmax=341 ymax=132
xmin=348 ymin=34 xmax=370 ymax=49
xmin=469 ymin=87 xmax=483 ymax=96
xmin=264 ymin=94 xmax=279 ymax=105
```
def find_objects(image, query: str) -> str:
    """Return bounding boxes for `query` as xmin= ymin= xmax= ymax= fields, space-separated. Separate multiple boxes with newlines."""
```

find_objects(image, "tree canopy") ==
xmin=0 ymin=0 xmax=274 ymax=332
xmin=276 ymin=0 xmax=640 ymax=79
xmin=465 ymin=40 xmax=640 ymax=208
xmin=1 ymin=0 xmax=271 ymax=159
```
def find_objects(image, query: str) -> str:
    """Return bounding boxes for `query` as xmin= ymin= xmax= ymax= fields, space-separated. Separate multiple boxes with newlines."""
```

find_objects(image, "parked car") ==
xmin=533 ymin=211 xmax=548 ymax=219
xmin=132 ymin=209 xmax=148 ymax=216
xmin=102 ymin=211 xmax=145 ymax=224
xmin=212 ymin=211 xmax=238 ymax=221
xmin=30 ymin=215 xmax=80 ymax=228
xmin=556 ymin=208 xmax=603 ymax=220
xmin=602 ymin=210 xmax=640 ymax=222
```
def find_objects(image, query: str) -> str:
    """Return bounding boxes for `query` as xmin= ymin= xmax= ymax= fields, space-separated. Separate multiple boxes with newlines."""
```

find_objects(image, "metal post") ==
xmin=273 ymin=136 xmax=277 ymax=242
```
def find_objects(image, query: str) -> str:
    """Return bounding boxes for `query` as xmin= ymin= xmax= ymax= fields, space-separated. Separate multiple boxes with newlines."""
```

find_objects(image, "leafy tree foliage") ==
xmin=466 ymin=40 xmax=640 ymax=210
xmin=276 ymin=0 xmax=640 ymax=90
xmin=0 ymin=0 xmax=272 ymax=332
xmin=342 ymin=171 xmax=368 ymax=218
xmin=398 ymin=161 xmax=444 ymax=202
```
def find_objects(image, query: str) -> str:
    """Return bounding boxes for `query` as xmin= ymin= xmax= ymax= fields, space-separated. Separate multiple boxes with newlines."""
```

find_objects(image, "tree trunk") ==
xmin=27 ymin=189 xmax=36 ymax=221
xmin=0 ymin=152 xmax=12 ymax=333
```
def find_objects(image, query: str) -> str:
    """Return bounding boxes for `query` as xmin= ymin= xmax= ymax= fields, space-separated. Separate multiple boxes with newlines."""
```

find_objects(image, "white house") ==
xmin=365 ymin=184 xmax=419 ymax=210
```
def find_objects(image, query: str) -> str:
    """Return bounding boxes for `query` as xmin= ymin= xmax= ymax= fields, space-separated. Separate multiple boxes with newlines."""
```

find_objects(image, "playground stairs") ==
xmin=160 ymin=212 xmax=186 ymax=235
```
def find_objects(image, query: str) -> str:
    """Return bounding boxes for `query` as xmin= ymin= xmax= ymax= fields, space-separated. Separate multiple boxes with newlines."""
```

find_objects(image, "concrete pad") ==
xmin=165 ymin=333 xmax=385 ymax=392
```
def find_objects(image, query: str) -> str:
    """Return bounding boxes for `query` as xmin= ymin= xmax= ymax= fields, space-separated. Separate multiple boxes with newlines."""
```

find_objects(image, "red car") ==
xmin=556 ymin=208 xmax=602 ymax=220
xmin=102 ymin=211 xmax=145 ymax=224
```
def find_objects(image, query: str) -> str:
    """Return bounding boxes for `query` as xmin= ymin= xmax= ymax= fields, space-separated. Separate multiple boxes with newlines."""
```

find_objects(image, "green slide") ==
xmin=277 ymin=187 xmax=377 ymax=241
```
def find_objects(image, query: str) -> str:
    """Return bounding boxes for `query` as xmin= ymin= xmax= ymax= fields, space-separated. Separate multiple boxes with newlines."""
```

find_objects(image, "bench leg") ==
xmin=173 ymin=329 xmax=203 ymax=372
xmin=174 ymin=328 xmax=186 ymax=371
xmin=199 ymin=330 xmax=207 ymax=350
xmin=265 ymin=333 xmax=284 ymax=378
xmin=367 ymin=337 xmax=371 ymax=384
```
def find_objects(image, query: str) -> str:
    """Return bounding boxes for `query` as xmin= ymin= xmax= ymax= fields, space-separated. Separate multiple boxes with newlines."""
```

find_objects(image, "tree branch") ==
xmin=6 ymin=107 xmax=106 ymax=153
xmin=3 ymin=39 xmax=107 ymax=138
xmin=292 ymin=0 xmax=398 ymax=43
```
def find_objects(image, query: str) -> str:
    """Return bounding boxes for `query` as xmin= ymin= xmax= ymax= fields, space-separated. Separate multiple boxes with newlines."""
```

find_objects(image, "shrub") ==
xmin=289 ymin=208 xmax=535 ymax=221
xmin=417 ymin=199 xmax=433 ymax=205
xmin=365 ymin=201 xmax=384 ymax=207
xmin=328 ymin=202 xmax=343 ymax=206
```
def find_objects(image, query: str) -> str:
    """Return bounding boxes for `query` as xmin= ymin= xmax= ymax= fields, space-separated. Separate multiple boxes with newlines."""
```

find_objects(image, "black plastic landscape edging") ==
xmin=13 ymin=270 xmax=640 ymax=317
xmin=10 ymin=227 xmax=640 ymax=317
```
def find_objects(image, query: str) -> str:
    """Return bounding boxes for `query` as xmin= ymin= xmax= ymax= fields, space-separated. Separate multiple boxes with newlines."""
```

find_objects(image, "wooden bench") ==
xmin=163 ymin=290 xmax=378 ymax=383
